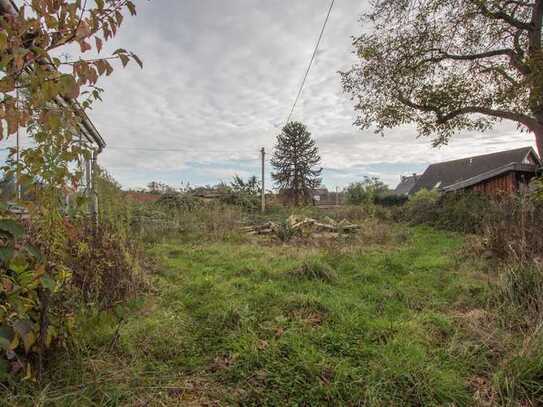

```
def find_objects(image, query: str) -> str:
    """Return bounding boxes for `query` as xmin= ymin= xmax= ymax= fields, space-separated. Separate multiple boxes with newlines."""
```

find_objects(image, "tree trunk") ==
xmin=535 ymin=114 xmax=543 ymax=159
xmin=0 ymin=0 xmax=16 ymax=15
xmin=536 ymin=128 xmax=543 ymax=159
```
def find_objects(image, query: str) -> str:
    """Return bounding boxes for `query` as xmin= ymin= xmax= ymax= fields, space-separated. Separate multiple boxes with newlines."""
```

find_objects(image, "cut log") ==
xmin=313 ymin=222 xmax=338 ymax=232
xmin=242 ymin=216 xmax=360 ymax=238
xmin=291 ymin=218 xmax=316 ymax=230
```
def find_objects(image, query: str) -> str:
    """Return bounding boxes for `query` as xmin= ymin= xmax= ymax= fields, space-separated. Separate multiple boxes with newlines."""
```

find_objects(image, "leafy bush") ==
xmin=0 ymin=171 xmax=148 ymax=380
xmin=0 ymin=212 xmax=58 ymax=379
xmin=220 ymin=191 xmax=260 ymax=212
xmin=402 ymin=189 xmax=441 ymax=225
xmin=156 ymin=193 xmax=198 ymax=211
xmin=375 ymin=193 xmax=408 ymax=207
xmin=0 ymin=193 xmax=78 ymax=380
xmin=345 ymin=176 xmax=389 ymax=206
xmin=402 ymin=190 xmax=494 ymax=233
xmin=219 ymin=175 xmax=261 ymax=211
xmin=436 ymin=192 xmax=495 ymax=233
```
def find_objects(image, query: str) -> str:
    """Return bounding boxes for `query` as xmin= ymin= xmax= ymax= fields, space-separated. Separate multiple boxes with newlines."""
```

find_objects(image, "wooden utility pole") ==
xmin=261 ymin=147 xmax=265 ymax=213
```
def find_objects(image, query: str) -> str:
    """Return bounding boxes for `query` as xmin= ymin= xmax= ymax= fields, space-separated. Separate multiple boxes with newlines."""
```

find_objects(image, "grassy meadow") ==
xmin=6 ymin=218 xmax=530 ymax=406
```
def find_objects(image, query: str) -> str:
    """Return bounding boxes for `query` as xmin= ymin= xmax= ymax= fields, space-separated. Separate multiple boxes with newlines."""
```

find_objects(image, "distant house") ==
xmin=394 ymin=174 xmax=420 ymax=196
xmin=409 ymin=147 xmax=541 ymax=196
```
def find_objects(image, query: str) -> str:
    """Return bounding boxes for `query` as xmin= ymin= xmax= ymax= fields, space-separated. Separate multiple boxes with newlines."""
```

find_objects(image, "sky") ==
xmin=6 ymin=0 xmax=538 ymax=190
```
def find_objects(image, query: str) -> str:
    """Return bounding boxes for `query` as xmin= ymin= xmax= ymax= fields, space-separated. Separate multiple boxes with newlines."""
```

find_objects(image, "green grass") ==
xmin=2 ymin=226 xmax=512 ymax=406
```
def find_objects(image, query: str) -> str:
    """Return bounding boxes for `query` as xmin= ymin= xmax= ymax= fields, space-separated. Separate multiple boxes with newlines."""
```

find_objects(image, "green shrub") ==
xmin=403 ymin=190 xmax=494 ymax=233
xmin=155 ymin=192 xmax=199 ymax=211
xmin=345 ymin=176 xmax=389 ymax=206
xmin=375 ymin=193 xmax=408 ymax=207
xmin=435 ymin=192 xmax=494 ymax=233
xmin=403 ymin=189 xmax=441 ymax=225
xmin=220 ymin=191 xmax=260 ymax=212
xmin=0 ymin=168 xmax=150 ymax=380
xmin=0 ymin=211 xmax=63 ymax=380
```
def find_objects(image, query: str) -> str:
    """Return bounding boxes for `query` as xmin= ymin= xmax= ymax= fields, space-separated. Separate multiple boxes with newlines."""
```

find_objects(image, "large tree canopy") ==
xmin=341 ymin=0 xmax=543 ymax=155
xmin=271 ymin=121 xmax=322 ymax=205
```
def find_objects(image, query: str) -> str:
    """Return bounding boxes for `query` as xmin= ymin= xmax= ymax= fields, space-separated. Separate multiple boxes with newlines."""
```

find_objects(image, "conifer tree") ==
xmin=271 ymin=121 xmax=322 ymax=205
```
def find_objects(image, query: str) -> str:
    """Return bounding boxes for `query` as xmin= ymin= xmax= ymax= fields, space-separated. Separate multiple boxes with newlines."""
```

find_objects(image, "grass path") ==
xmin=9 ymin=226 xmax=493 ymax=406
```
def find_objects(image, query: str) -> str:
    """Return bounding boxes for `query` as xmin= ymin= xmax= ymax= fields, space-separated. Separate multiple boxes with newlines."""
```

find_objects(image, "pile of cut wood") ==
xmin=242 ymin=215 xmax=360 ymax=238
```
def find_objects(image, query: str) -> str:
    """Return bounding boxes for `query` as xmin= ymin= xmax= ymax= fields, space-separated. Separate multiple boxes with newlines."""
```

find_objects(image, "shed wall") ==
xmin=471 ymin=173 xmax=515 ymax=194
xmin=469 ymin=172 xmax=535 ymax=194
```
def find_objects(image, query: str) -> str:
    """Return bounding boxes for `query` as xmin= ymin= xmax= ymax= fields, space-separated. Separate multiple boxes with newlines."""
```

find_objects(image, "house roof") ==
xmin=443 ymin=163 xmax=538 ymax=192
xmin=410 ymin=147 xmax=540 ymax=194
xmin=394 ymin=175 xmax=419 ymax=195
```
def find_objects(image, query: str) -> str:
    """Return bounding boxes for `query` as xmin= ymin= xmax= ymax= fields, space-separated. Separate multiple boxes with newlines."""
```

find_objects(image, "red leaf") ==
xmin=95 ymin=37 xmax=103 ymax=53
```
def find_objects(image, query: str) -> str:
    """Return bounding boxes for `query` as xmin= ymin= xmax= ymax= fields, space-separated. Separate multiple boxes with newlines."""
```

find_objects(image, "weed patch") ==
xmin=287 ymin=260 xmax=337 ymax=282
xmin=282 ymin=293 xmax=330 ymax=326
xmin=496 ymin=263 xmax=543 ymax=328
xmin=493 ymin=330 xmax=543 ymax=406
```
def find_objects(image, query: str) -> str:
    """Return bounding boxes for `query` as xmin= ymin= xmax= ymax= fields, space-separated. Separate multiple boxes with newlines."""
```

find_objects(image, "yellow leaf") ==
xmin=22 ymin=331 xmax=36 ymax=353
xmin=23 ymin=363 xmax=32 ymax=380
xmin=0 ymin=32 xmax=7 ymax=52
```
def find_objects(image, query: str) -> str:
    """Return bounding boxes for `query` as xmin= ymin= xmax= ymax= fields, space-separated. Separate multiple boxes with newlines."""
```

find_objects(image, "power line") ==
xmin=285 ymin=0 xmax=335 ymax=125
xmin=105 ymin=147 xmax=263 ymax=153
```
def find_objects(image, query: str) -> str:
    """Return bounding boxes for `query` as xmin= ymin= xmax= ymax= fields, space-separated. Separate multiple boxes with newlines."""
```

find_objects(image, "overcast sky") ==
xmin=75 ymin=1 xmax=535 ymax=189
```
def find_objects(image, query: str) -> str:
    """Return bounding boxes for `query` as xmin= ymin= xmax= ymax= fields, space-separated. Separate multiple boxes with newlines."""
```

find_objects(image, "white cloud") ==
xmin=73 ymin=0 xmax=538 ymax=190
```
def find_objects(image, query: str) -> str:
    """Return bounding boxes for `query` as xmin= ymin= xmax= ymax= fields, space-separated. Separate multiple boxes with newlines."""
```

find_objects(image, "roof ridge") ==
xmin=429 ymin=146 xmax=533 ymax=166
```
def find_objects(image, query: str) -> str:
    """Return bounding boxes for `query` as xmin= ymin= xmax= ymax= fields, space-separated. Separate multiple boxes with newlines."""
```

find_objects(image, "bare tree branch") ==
xmin=426 ymin=48 xmax=530 ymax=75
xmin=473 ymin=0 xmax=532 ymax=30
xmin=398 ymin=93 xmax=539 ymax=130
xmin=439 ymin=106 xmax=539 ymax=129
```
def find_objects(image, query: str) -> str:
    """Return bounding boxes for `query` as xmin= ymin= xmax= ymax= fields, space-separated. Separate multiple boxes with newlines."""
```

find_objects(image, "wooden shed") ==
xmin=409 ymin=147 xmax=540 ymax=196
